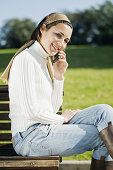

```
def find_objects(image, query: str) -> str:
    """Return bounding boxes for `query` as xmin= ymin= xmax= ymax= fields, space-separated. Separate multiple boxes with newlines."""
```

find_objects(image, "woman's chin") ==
xmin=50 ymin=47 xmax=58 ymax=56
xmin=49 ymin=51 xmax=57 ymax=56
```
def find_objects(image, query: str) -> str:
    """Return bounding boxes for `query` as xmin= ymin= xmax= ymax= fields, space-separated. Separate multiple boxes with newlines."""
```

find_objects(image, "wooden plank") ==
xmin=0 ymin=85 xmax=8 ymax=93
xmin=0 ymin=113 xmax=10 ymax=120
xmin=0 ymin=144 xmax=12 ymax=149
xmin=0 ymin=160 xmax=59 ymax=168
xmin=0 ymin=156 xmax=61 ymax=161
xmin=0 ymin=155 xmax=61 ymax=167
xmin=0 ymin=133 xmax=11 ymax=141
xmin=0 ymin=144 xmax=17 ymax=156
xmin=59 ymin=106 xmax=62 ymax=111
xmin=0 ymin=123 xmax=11 ymax=130
xmin=0 ymin=150 xmax=18 ymax=156
xmin=0 ymin=93 xmax=9 ymax=101
xmin=56 ymin=111 xmax=62 ymax=115
xmin=0 ymin=167 xmax=59 ymax=170
xmin=0 ymin=104 xmax=9 ymax=111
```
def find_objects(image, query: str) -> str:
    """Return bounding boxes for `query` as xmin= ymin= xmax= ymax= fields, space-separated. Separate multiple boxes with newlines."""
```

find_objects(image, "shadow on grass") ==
xmin=0 ymin=46 xmax=113 ymax=73
xmin=66 ymin=46 xmax=113 ymax=69
xmin=0 ymin=53 xmax=15 ymax=72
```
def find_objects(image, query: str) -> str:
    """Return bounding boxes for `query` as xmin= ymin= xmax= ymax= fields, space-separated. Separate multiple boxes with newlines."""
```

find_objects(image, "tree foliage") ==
xmin=65 ymin=1 xmax=113 ymax=45
xmin=0 ymin=18 xmax=36 ymax=48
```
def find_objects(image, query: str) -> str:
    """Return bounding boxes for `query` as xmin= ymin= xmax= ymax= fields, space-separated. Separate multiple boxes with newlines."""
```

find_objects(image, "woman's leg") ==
xmin=13 ymin=123 xmax=109 ymax=160
xmin=46 ymin=124 xmax=108 ymax=160
xmin=68 ymin=104 xmax=113 ymax=159
xmin=68 ymin=104 xmax=113 ymax=132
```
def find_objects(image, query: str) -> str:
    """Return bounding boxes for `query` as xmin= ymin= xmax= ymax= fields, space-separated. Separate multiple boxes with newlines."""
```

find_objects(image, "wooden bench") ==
xmin=0 ymin=85 xmax=62 ymax=170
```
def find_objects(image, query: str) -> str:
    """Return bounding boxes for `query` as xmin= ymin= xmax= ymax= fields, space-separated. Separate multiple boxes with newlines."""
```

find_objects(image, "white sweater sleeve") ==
xmin=17 ymin=53 xmax=64 ymax=124
xmin=52 ymin=78 xmax=64 ymax=113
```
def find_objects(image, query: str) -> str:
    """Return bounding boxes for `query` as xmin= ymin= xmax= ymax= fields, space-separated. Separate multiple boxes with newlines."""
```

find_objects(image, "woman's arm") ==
xmin=51 ymin=78 xmax=64 ymax=113
xmin=52 ymin=51 xmax=67 ymax=113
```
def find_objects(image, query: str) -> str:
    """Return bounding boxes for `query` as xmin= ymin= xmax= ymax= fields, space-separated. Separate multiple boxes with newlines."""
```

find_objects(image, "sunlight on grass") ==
xmin=63 ymin=68 xmax=113 ymax=110
xmin=63 ymin=151 xmax=93 ymax=160
xmin=0 ymin=49 xmax=17 ymax=54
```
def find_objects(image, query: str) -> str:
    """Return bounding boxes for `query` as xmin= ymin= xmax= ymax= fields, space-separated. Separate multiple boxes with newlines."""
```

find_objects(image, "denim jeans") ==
xmin=13 ymin=104 xmax=113 ymax=161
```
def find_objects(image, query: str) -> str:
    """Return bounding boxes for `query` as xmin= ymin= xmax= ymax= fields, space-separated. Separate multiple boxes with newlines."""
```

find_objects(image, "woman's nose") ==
xmin=57 ymin=40 xmax=65 ymax=49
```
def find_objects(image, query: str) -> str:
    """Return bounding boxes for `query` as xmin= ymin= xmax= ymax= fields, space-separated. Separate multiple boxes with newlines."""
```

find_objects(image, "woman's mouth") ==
xmin=52 ymin=44 xmax=59 ymax=52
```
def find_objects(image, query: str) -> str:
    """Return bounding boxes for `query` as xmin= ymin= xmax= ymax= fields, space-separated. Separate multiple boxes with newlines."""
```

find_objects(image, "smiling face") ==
xmin=39 ymin=23 xmax=72 ymax=56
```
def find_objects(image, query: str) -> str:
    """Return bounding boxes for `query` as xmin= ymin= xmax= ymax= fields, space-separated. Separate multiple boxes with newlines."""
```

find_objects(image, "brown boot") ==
xmin=105 ymin=161 xmax=113 ymax=170
xmin=90 ymin=157 xmax=105 ymax=170
xmin=100 ymin=122 xmax=113 ymax=159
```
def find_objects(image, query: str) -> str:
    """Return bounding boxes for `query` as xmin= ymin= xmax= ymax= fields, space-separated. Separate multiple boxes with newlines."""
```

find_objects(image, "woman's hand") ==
xmin=53 ymin=51 xmax=68 ymax=80
xmin=62 ymin=109 xmax=81 ymax=123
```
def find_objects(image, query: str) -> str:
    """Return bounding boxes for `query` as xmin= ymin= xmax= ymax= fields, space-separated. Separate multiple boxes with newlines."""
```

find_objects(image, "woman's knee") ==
xmin=97 ymin=104 xmax=113 ymax=112
xmin=97 ymin=104 xmax=113 ymax=121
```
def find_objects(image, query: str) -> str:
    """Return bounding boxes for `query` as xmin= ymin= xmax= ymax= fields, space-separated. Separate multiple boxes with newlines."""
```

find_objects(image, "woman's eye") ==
xmin=56 ymin=33 xmax=61 ymax=38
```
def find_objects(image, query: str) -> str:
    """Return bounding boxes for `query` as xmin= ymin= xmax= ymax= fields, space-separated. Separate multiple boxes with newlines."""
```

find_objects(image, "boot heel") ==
xmin=100 ymin=122 xmax=113 ymax=159
xmin=105 ymin=161 xmax=113 ymax=170
xmin=90 ymin=157 xmax=105 ymax=170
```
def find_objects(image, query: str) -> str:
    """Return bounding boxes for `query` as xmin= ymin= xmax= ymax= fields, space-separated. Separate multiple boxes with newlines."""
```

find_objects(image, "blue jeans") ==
xmin=13 ymin=104 xmax=113 ymax=161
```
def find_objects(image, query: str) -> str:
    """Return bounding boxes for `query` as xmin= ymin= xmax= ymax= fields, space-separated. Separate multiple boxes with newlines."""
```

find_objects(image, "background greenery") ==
xmin=0 ymin=45 xmax=113 ymax=160
xmin=0 ymin=1 xmax=113 ymax=48
xmin=65 ymin=1 xmax=113 ymax=45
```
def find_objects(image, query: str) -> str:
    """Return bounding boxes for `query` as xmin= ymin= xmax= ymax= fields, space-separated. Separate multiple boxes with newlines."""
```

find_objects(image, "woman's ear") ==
xmin=40 ymin=24 xmax=47 ymax=33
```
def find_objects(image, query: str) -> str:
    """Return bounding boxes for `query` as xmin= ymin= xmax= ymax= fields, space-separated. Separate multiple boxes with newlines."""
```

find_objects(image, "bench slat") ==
xmin=0 ymin=150 xmax=19 ymax=156
xmin=0 ymin=113 xmax=10 ymax=120
xmin=0 ymin=93 xmax=9 ymax=101
xmin=0 ymin=123 xmax=11 ymax=130
xmin=0 ymin=144 xmax=17 ymax=156
xmin=0 ymin=143 xmax=13 ymax=150
xmin=0 ymin=85 xmax=8 ymax=92
xmin=0 ymin=104 xmax=9 ymax=111
xmin=0 ymin=156 xmax=61 ymax=160
xmin=0 ymin=144 xmax=16 ymax=156
xmin=0 ymin=167 xmax=59 ymax=170
xmin=59 ymin=106 xmax=62 ymax=111
xmin=0 ymin=160 xmax=59 ymax=168
xmin=0 ymin=133 xmax=11 ymax=141
xmin=0 ymin=144 xmax=13 ymax=149
xmin=57 ymin=111 xmax=62 ymax=115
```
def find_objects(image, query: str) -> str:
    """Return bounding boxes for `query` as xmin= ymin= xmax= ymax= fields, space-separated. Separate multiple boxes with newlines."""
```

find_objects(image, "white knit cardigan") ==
xmin=8 ymin=41 xmax=64 ymax=137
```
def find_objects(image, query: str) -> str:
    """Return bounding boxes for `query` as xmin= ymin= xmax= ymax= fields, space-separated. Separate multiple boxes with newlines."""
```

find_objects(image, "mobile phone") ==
xmin=53 ymin=53 xmax=60 ymax=63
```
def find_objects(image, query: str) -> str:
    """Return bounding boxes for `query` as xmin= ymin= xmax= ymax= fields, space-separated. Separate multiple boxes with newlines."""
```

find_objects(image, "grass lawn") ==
xmin=0 ymin=45 xmax=113 ymax=160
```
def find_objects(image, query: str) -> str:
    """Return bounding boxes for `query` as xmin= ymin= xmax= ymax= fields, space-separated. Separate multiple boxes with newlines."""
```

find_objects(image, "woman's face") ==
xmin=39 ymin=23 xmax=72 ymax=56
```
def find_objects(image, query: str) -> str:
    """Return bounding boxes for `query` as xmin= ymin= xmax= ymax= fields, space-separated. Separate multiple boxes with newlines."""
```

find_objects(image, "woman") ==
xmin=1 ymin=12 xmax=113 ymax=170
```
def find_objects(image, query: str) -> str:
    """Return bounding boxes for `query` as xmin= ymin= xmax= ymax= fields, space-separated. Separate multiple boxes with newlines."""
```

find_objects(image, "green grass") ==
xmin=0 ymin=49 xmax=17 ymax=80
xmin=0 ymin=45 xmax=113 ymax=160
xmin=63 ymin=68 xmax=113 ymax=110
xmin=62 ymin=68 xmax=113 ymax=160
xmin=63 ymin=151 xmax=93 ymax=161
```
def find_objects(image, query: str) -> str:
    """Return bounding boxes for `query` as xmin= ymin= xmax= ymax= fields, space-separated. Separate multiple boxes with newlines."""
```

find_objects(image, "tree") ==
xmin=64 ymin=1 xmax=113 ymax=45
xmin=0 ymin=18 xmax=36 ymax=48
